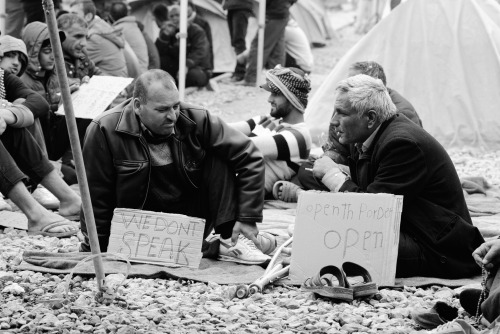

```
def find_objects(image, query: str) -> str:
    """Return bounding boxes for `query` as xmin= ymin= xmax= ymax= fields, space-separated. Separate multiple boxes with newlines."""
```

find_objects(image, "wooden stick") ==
xmin=256 ymin=0 xmax=267 ymax=87
xmin=178 ymin=0 xmax=188 ymax=99
xmin=42 ymin=0 xmax=106 ymax=291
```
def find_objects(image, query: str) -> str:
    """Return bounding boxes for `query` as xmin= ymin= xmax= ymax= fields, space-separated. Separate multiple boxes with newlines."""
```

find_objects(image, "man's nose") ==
xmin=330 ymin=116 xmax=340 ymax=126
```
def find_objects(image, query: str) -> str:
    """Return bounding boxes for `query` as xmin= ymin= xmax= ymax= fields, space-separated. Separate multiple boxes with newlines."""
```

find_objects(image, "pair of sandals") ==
xmin=301 ymin=262 xmax=378 ymax=302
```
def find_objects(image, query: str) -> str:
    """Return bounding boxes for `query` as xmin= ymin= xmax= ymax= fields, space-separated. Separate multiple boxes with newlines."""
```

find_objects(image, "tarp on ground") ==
xmin=128 ymin=0 xmax=236 ymax=73
xmin=305 ymin=0 xmax=500 ymax=149
xmin=290 ymin=0 xmax=336 ymax=46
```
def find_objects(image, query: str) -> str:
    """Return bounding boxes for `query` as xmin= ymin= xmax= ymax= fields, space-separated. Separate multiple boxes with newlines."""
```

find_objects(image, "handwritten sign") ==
xmin=56 ymin=76 xmax=133 ymax=119
xmin=107 ymin=208 xmax=206 ymax=268
xmin=289 ymin=192 xmax=403 ymax=286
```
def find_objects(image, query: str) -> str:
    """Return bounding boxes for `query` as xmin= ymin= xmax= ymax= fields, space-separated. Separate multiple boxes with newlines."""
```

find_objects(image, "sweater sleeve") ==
xmin=250 ymin=125 xmax=310 ymax=161
xmin=4 ymin=71 xmax=49 ymax=119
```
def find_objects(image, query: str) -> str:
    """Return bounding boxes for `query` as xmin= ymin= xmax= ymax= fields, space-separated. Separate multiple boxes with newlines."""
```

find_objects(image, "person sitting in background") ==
xmin=155 ymin=5 xmax=212 ymax=88
xmin=21 ymin=21 xmax=88 ymax=186
xmin=108 ymin=1 xmax=149 ymax=74
xmin=187 ymin=1 xmax=214 ymax=77
xmin=230 ymin=65 xmax=312 ymax=197
xmin=57 ymin=13 xmax=101 ymax=81
xmin=0 ymin=67 xmax=81 ymax=236
xmin=70 ymin=0 xmax=128 ymax=77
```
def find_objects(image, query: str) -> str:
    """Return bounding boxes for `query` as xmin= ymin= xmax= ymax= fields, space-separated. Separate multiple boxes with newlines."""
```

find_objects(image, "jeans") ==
xmin=0 ymin=127 xmax=53 ymax=195
xmin=227 ymin=9 xmax=253 ymax=77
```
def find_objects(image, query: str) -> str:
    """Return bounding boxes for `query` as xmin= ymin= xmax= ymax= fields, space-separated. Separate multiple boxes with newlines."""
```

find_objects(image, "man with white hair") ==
xmin=310 ymin=74 xmax=483 ymax=279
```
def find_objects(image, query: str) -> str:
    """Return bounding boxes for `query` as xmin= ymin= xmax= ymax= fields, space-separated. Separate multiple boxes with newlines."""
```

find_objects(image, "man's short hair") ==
xmin=336 ymin=74 xmax=396 ymax=122
xmin=57 ymin=13 xmax=88 ymax=30
xmin=349 ymin=61 xmax=387 ymax=86
xmin=71 ymin=0 xmax=97 ymax=18
xmin=133 ymin=69 xmax=177 ymax=104
xmin=109 ymin=2 xmax=128 ymax=22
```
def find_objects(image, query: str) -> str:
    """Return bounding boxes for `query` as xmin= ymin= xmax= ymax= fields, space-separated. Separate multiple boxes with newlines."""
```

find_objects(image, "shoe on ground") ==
xmin=411 ymin=301 xmax=458 ymax=329
xmin=219 ymin=235 xmax=271 ymax=265
xmin=428 ymin=319 xmax=479 ymax=334
xmin=230 ymin=74 xmax=244 ymax=82
xmin=459 ymin=288 xmax=483 ymax=317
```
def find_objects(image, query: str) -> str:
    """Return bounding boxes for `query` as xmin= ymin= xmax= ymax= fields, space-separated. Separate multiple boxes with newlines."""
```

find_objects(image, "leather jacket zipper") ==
xmin=139 ymin=136 xmax=152 ymax=208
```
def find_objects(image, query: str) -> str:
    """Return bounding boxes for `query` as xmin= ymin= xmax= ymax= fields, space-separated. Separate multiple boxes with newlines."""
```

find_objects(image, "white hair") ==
xmin=335 ymin=74 xmax=396 ymax=122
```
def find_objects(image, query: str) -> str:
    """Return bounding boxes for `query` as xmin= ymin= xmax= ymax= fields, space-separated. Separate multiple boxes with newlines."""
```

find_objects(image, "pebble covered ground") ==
xmin=1 ymin=11 xmax=500 ymax=334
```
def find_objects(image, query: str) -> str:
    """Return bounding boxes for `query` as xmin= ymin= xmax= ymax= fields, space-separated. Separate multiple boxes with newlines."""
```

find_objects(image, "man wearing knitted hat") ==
xmin=231 ymin=65 xmax=312 ymax=197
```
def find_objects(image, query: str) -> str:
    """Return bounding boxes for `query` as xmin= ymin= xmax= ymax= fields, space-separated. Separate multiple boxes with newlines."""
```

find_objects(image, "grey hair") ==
xmin=335 ymin=74 xmax=396 ymax=122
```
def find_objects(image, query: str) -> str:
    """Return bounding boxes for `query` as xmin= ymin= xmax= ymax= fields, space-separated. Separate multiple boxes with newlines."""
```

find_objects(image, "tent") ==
xmin=289 ymin=0 xmax=336 ymax=47
xmin=129 ymin=0 xmax=236 ymax=73
xmin=305 ymin=0 xmax=500 ymax=149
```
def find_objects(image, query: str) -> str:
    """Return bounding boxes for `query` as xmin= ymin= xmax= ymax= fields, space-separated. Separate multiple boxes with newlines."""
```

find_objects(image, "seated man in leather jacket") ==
xmin=81 ymin=69 xmax=271 ymax=265
xmin=303 ymin=74 xmax=484 ymax=279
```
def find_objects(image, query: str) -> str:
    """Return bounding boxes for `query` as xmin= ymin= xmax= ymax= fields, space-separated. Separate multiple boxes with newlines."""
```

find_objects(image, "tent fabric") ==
xmin=289 ymin=0 xmax=335 ymax=46
xmin=129 ymin=0 xmax=236 ymax=73
xmin=305 ymin=0 xmax=500 ymax=149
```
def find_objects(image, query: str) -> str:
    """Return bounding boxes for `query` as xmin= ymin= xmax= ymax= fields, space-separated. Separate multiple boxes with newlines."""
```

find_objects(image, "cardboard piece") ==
xmin=56 ymin=76 xmax=133 ymax=119
xmin=289 ymin=192 xmax=403 ymax=286
xmin=107 ymin=208 xmax=206 ymax=269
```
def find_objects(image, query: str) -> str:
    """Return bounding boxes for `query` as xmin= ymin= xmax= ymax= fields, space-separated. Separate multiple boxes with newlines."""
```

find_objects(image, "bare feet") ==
xmin=272 ymin=181 xmax=303 ymax=203
xmin=58 ymin=195 xmax=82 ymax=218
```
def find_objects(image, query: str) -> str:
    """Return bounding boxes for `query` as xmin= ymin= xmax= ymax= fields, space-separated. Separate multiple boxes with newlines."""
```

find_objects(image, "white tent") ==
xmin=305 ymin=0 xmax=500 ymax=149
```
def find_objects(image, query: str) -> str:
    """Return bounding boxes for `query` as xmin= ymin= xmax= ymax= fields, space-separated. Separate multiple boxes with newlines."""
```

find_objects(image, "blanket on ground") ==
xmin=11 ymin=177 xmax=500 ymax=287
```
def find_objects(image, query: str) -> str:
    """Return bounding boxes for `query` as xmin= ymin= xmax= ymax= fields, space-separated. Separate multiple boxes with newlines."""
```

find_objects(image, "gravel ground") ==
xmin=1 ymin=13 xmax=499 ymax=334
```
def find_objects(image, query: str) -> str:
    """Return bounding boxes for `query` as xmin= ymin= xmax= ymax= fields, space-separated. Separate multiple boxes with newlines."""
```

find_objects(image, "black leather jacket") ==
xmin=80 ymin=99 xmax=264 ymax=251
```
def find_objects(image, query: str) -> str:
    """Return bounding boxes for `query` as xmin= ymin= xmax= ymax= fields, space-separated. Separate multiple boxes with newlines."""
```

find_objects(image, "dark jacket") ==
xmin=223 ymin=0 xmax=254 ymax=11
xmin=81 ymin=99 xmax=265 ymax=251
xmin=156 ymin=23 xmax=211 ymax=71
xmin=64 ymin=50 xmax=101 ymax=81
xmin=339 ymin=114 xmax=484 ymax=278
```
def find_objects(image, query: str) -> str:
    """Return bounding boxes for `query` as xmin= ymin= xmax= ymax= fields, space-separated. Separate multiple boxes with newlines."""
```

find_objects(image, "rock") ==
xmin=40 ymin=313 xmax=59 ymax=326
xmin=31 ymin=288 xmax=44 ymax=295
xmin=0 ymin=271 xmax=15 ymax=282
xmin=2 ymin=283 xmax=24 ymax=295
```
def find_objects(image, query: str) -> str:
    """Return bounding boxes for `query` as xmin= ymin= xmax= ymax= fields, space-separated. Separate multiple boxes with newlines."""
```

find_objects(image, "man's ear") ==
xmin=366 ymin=109 xmax=379 ymax=129
xmin=133 ymin=98 xmax=141 ymax=113
xmin=84 ymin=12 xmax=94 ymax=23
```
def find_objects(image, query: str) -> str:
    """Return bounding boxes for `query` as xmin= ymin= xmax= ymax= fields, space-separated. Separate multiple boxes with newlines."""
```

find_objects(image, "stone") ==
xmin=2 ymin=283 xmax=24 ymax=295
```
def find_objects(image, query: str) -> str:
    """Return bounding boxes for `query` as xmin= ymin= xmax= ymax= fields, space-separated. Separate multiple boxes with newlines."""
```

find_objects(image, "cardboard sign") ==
xmin=107 ymin=208 xmax=206 ymax=269
xmin=56 ymin=76 xmax=133 ymax=119
xmin=289 ymin=192 xmax=403 ymax=286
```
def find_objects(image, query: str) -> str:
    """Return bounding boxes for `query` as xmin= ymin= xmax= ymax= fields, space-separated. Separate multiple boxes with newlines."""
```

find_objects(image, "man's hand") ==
xmin=231 ymin=221 xmax=261 ymax=249
xmin=313 ymin=156 xmax=338 ymax=179
xmin=473 ymin=239 xmax=500 ymax=271
xmin=0 ymin=117 xmax=6 ymax=135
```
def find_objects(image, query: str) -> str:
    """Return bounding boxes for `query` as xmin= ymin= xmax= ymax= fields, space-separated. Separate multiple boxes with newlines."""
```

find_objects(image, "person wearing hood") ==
xmin=70 ymin=0 xmax=128 ymax=77
xmin=155 ymin=5 xmax=212 ymax=88
xmin=0 ymin=35 xmax=50 ymax=152
xmin=21 ymin=21 xmax=91 ymax=186
xmin=108 ymin=2 xmax=149 ymax=74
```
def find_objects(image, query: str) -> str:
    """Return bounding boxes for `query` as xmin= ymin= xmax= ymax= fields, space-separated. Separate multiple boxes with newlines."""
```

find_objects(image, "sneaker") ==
xmin=256 ymin=232 xmax=277 ymax=255
xmin=219 ymin=235 xmax=271 ymax=265
xmin=411 ymin=301 xmax=458 ymax=329
xmin=428 ymin=320 xmax=479 ymax=334
xmin=459 ymin=288 xmax=483 ymax=317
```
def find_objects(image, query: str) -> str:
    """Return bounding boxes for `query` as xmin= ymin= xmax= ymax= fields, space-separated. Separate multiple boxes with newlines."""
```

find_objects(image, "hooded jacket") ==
xmin=112 ymin=16 xmax=149 ymax=74
xmin=0 ymin=36 xmax=28 ymax=76
xmin=21 ymin=21 xmax=66 ymax=113
xmin=87 ymin=16 xmax=128 ymax=77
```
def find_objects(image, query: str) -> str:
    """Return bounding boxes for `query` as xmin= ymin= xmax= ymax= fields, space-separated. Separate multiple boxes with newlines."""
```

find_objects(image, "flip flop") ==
xmin=272 ymin=181 xmax=302 ymax=203
xmin=301 ymin=265 xmax=353 ymax=302
xmin=342 ymin=262 xmax=378 ymax=299
xmin=27 ymin=219 xmax=79 ymax=238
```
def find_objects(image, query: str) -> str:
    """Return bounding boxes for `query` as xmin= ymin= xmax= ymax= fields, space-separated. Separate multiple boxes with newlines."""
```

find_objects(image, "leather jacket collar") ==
xmin=115 ymin=98 xmax=197 ymax=140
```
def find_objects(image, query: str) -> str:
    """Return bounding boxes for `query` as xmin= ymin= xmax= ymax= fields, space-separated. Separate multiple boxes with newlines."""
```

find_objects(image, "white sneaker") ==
xmin=219 ymin=235 xmax=271 ymax=265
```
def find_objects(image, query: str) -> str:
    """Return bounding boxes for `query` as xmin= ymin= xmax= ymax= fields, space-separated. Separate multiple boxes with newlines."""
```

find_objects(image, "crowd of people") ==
xmin=1 ymin=0 xmax=499 ymax=332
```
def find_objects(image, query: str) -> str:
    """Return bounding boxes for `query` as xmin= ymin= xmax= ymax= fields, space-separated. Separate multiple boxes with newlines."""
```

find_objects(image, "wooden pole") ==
xmin=42 ymin=0 xmax=106 ymax=291
xmin=256 ymin=0 xmax=266 ymax=87
xmin=178 ymin=0 xmax=188 ymax=99
xmin=0 ymin=0 xmax=5 ymax=36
